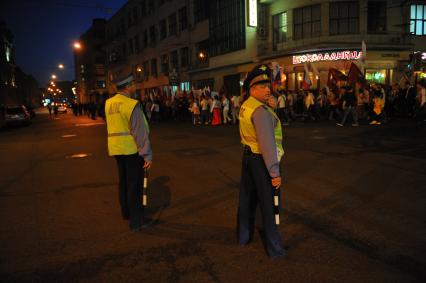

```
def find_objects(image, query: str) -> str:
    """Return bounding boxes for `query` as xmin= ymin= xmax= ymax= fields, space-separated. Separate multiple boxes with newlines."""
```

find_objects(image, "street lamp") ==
xmin=58 ymin=64 xmax=64 ymax=69
xmin=51 ymin=74 xmax=57 ymax=79
xmin=198 ymin=51 xmax=207 ymax=60
xmin=73 ymin=42 xmax=82 ymax=50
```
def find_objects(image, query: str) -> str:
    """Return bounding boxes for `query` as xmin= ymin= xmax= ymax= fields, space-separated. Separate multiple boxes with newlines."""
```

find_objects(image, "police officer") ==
xmin=105 ymin=74 xmax=152 ymax=232
xmin=237 ymin=64 xmax=287 ymax=258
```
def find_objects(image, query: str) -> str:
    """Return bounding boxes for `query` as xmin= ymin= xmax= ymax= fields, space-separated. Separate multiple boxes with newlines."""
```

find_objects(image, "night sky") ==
xmin=0 ymin=0 xmax=127 ymax=86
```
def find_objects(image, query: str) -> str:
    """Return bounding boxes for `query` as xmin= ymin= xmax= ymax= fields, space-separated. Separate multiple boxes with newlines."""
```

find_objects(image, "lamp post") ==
xmin=73 ymin=41 xmax=84 ymax=103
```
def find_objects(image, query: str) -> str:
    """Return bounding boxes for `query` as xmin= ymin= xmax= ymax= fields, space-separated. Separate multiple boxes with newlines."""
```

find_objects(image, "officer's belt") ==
xmin=243 ymin=145 xmax=262 ymax=157
xmin=108 ymin=132 xmax=131 ymax=137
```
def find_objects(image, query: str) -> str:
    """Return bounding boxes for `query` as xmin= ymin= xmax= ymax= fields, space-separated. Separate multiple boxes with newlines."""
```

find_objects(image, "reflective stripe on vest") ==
xmin=239 ymin=96 xmax=284 ymax=161
xmin=107 ymin=132 xmax=131 ymax=137
xmin=105 ymin=93 xmax=138 ymax=156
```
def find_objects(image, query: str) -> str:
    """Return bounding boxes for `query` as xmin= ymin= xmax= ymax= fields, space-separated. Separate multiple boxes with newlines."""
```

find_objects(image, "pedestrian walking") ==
xmin=222 ymin=95 xmax=232 ymax=125
xmin=211 ymin=95 xmax=222 ymax=126
xmin=237 ymin=64 xmax=287 ymax=258
xmin=337 ymin=86 xmax=359 ymax=127
xmin=47 ymin=104 xmax=52 ymax=118
xmin=105 ymin=74 xmax=153 ymax=232
xmin=277 ymin=90 xmax=289 ymax=125
xmin=231 ymin=94 xmax=241 ymax=124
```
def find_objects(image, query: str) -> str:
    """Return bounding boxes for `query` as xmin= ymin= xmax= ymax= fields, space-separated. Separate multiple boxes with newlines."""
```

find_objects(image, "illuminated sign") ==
xmin=292 ymin=51 xmax=363 ymax=64
xmin=248 ymin=0 xmax=257 ymax=27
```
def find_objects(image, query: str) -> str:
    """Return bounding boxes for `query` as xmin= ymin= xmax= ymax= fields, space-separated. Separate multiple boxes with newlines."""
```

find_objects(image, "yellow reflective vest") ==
xmin=239 ymin=96 xmax=284 ymax=161
xmin=105 ymin=93 xmax=139 ymax=156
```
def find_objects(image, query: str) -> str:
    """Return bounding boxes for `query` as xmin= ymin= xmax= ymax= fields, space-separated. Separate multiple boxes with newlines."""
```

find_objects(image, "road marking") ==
xmin=65 ymin=153 xmax=92 ymax=159
xmin=311 ymin=136 xmax=326 ymax=140
xmin=75 ymin=122 xmax=105 ymax=127
xmin=62 ymin=134 xmax=77 ymax=138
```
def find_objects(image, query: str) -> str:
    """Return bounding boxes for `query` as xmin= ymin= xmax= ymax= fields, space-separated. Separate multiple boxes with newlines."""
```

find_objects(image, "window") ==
xmin=160 ymin=19 xmax=167 ymax=39
xmin=122 ymin=42 xmax=127 ymax=57
xmin=170 ymin=50 xmax=178 ymax=71
xmin=149 ymin=25 xmax=156 ymax=46
xmin=410 ymin=5 xmax=426 ymax=35
xmin=120 ymin=17 xmax=126 ymax=33
xmin=150 ymin=58 xmax=157 ymax=77
xmin=330 ymin=1 xmax=359 ymax=35
xmin=161 ymin=54 xmax=169 ymax=73
xmin=143 ymin=30 xmax=148 ymax=48
xmin=141 ymin=0 xmax=146 ymax=16
xmin=128 ymin=38 xmax=134 ymax=54
xmin=168 ymin=13 xmax=177 ymax=36
xmin=133 ymin=7 xmax=138 ymax=23
xmin=179 ymin=6 xmax=188 ymax=31
xmin=143 ymin=61 xmax=150 ymax=78
xmin=5 ymin=45 xmax=11 ymax=62
xmin=134 ymin=35 xmax=140 ymax=53
xmin=194 ymin=0 xmax=209 ymax=23
xmin=180 ymin=47 xmax=189 ymax=68
xmin=96 ymin=81 xmax=106 ymax=88
xmin=95 ymin=57 xmax=104 ymax=64
xmin=367 ymin=1 xmax=386 ymax=33
xmin=273 ymin=12 xmax=287 ymax=51
xmin=209 ymin=0 xmax=245 ymax=57
xmin=148 ymin=0 xmax=155 ymax=14
xmin=293 ymin=4 xmax=321 ymax=40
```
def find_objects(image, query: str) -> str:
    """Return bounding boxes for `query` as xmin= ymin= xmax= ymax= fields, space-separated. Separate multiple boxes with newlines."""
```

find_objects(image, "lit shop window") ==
xmin=410 ymin=5 xmax=426 ymax=35
xmin=365 ymin=70 xmax=386 ymax=84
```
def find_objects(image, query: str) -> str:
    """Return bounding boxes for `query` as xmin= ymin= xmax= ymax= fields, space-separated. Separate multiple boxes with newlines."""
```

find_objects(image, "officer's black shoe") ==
xmin=142 ymin=217 xmax=155 ymax=229
xmin=130 ymin=226 xmax=142 ymax=233
xmin=269 ymin=247 xmax=288 ymax=259
xmin=121 ymin=210 xmax=130 ymax=220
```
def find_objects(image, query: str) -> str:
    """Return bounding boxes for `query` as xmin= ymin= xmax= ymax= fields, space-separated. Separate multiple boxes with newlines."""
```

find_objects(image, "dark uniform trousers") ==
xmin=115 ymin=153 xmax=145 ymax=230
xmin=237 ymin=150 xmax=285 ymax=257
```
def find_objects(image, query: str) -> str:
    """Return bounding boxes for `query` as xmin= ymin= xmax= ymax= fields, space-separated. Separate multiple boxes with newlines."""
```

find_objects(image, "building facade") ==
xmin=1 ymin=21 xmax=41 ymax=107
xmin=255 ymin=0 xmax=426 ymax=90
xmin=100 ymin=0 xmax=426 ymax=98
xmin=74 ymin=19 xmax=107 ymax=104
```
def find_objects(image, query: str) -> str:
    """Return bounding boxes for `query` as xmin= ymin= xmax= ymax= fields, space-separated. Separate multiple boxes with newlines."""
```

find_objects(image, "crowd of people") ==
xmin=67 ymin=78 xmax=426 ymax=127
xmin=136 ymin=79 xmax=425 ymax=127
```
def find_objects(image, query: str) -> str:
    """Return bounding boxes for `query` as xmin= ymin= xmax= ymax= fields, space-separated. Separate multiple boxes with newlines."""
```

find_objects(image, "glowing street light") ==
xmin=198 ymin=51 xmax=206 ymax=60
xmin=51 ymin=74 xmax=57 ymax=79
xmin=74 ymin=42 xmax=82 ymax=50
xmin=58 ymin=64 xmax=64 ymax=69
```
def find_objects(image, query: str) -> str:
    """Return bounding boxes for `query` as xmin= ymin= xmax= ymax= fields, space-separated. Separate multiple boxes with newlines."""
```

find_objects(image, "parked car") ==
xmin=4 ymin=105 xmax=31 ymax=126
xmin=57 ymin=104 xmax=67 ymax=113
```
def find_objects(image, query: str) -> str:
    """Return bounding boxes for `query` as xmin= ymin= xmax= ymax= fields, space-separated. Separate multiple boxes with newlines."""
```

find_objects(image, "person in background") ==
xmin=222 ymin=95 xmax=232 ymax=125
xmin=277 ymin=89 xmax=289 ymax=125
xmin=150 ymin=99 xmax=160 ymax=123
xmin=231 ymin=94 xmax=241 ymax=124
xmin=370 ymin=85 xmax=385 ymax=125
xmin=211 ymin=95 xmax=222 ymax=126
xmin=337 ymin=86 xmax=359 ymax=127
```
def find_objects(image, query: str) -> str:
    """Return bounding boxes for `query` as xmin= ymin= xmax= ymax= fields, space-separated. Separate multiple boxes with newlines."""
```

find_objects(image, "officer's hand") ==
xmin=271 ymin=176 xmax=281 ymax=188
xmin=144 ymin=160 xmax=152 ymax=170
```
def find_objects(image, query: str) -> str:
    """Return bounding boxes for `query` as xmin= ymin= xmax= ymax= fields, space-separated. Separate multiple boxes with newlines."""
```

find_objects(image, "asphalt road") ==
xmin=0 ymin=110 xmax=425 ymax=283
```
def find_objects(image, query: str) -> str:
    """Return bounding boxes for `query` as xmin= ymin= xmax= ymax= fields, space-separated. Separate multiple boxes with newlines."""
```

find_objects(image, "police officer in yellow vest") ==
xmin=105 ymin=74 xmax=152 ymax=232
xmin=237 ymin=64 xmax=286 ymax=258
